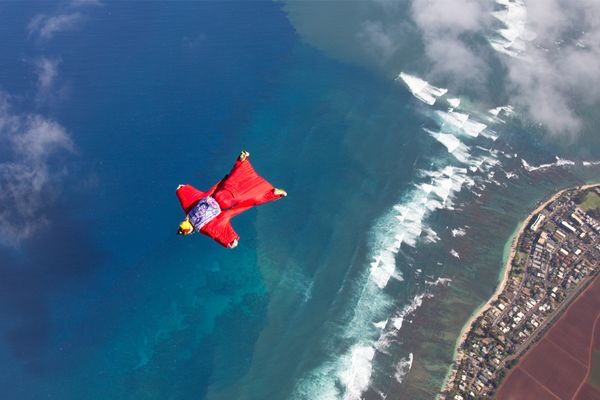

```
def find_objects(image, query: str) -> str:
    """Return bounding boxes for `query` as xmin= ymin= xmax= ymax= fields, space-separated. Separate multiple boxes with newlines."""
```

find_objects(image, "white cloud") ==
xmin=497 ymin=0 xmax=600 ymax=137
xmin=410 ymin=0 xmax=492 ymax=83
xmin=28 ymin=12 xmax=84 ymax=40
xmin=32 ymin=57 xmax=62 ymax=101
xmin=407 ymin=0 xmax=600 ymax=137
xmin=0 ymin=93 xmax=74 ymax=245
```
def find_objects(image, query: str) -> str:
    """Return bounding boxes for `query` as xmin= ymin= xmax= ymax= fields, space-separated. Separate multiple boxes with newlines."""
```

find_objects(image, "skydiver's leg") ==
xmin=238 ymin=150 xmax=250 ymax=162
xmin=214 ymin=151 xmax=284 ymax=208
xmin=213 ymin=152 xmax=251 ymax=208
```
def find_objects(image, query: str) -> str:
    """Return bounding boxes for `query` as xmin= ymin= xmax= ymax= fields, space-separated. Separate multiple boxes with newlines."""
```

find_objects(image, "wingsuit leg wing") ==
xmin=200 ymin=214 xmax=239 ymax=248
xmin=213 ymin=158 xmax=283 ymax=213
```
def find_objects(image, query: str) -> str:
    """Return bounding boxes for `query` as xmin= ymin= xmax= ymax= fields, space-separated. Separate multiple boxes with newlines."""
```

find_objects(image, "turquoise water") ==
xmin=1 ymin=2 xmax=599 ymax=400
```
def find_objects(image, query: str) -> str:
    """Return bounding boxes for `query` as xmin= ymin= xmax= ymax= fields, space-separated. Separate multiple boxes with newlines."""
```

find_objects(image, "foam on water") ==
xmin=374 ymin=293 xmax=435 ymax=355
xmin=521 ymin=156 xmax=576 ymax=172
xmin=427 ymin=130 xmax=471 ymax=164
xmin=397 ymin=72 xmax=448 ymax=106
xmin=425 ymin=277 xmax=452 ymax=287
xmin=291 ymin=276 xmax=393 ymax=400
xmin=488 ymin=105 xmax=515 ymax=120
xmin=583 ymin=160 xmax=600 ymax=166
xmin=391 ymin=293 xmax=433 ymax=331
xmin=451 ymin=226 xmax=468 ymax=237
xmin=373 ymin=320 xmax=388 ymax=330
xmin=394 ymin=353 xmax=414 ymax=384
xmin=446 ymin=98 xmax=461 ymax=108
xmin=368 ymin=165 xmax=473 ymax=286
xmin=435 ymin=110 xmax=488 ymax=138
xmin=338 ymin=345 xmax=376 ymax=400
xmin=423 ymin=226 xmax=440 ymax=243
xmin=488 ymin=0 xmax=532 ymax=57
xmin=450 ymin=249 xmax=460 ymax=259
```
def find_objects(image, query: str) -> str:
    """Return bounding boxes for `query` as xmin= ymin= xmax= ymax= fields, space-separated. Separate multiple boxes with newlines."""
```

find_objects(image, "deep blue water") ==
xmin=0 ymin=2 xmax=299 ymax=398
xmin=1 ymin=2 xmax=599 ymax=400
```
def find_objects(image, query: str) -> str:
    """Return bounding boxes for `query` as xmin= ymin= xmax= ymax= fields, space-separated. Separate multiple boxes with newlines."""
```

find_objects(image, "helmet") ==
xmin=177 ymin=219 xmax=194 ymax=235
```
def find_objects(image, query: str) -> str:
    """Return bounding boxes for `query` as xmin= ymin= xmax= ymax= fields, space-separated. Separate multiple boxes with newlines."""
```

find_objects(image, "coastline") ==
xmin=439 ymin=183 xmax=600 ymax=397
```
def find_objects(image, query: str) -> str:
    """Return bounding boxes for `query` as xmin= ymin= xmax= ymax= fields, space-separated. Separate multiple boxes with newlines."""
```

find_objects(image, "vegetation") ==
xmin=543 ymin=221 xmax=557 ymax=233
xmin=579 ymin=191 xmax=600 ymax=212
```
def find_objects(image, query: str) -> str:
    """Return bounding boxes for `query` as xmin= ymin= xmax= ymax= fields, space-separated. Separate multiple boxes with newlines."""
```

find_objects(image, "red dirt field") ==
xmin=596 ymin=311 xmax=600 ymax=349
xmin=497 ymin=277 xmax=600 ymax=400
xmin=574 ymin=384 xmax=600 ymax=400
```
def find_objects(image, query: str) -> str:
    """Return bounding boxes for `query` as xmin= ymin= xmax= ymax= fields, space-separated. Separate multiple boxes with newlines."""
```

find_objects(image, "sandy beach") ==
xmin=439 ymin=183 xmax=600 ymax=397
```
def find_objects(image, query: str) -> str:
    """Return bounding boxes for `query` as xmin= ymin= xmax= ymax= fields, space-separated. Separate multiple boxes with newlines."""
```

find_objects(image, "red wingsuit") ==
xmin=176 ymin=158 xmax=284 ymax=247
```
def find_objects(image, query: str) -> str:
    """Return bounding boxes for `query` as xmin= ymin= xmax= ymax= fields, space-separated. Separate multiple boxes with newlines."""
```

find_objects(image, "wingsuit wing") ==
xmin=200 ymin=214 xmax=239 ymax=248
xmin=175 ymin=179 xmax=224 ymax=214
xmin=175 ymin=184 xmax=206 ymax=214
xmin=213 ymin=158 xmax=282 ymax=213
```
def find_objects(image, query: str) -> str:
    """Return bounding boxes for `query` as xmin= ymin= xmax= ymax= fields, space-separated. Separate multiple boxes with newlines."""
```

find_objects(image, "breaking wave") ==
xmin=425 ymin=277 xmax=452 ymax=287
xmin=427 ymin=130 xmax=471 ymax=164
xmin=583 ymin=160 xmax=600 ymax=167
xmin=451 ymin=226 xmax=468 ymax=237
xmin=488 ymin=105 xmax=515 ymax=123
xmin=397 ymin=72 xmax=448 ymax=106
xmin=488 ymin=0 xmax=534 ymax=57
xmin=521 ymin=156 xmax=576 ymax=172
xmin=435 ymin=110 xmax=488 ymax=138
xmin=394 ymin=353 xmax=414 ymax=384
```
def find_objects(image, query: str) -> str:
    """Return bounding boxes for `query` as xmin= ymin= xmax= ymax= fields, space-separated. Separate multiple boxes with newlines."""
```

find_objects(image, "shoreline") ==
xmin=439 ymin=183 xmax=600 ymax=397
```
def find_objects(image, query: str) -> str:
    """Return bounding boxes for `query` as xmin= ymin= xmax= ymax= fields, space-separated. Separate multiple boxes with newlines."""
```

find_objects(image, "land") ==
xmin=496 ymin=276 xmax=600 ymax=399
xmin=441 ymin=184 xmax=600 ymax=399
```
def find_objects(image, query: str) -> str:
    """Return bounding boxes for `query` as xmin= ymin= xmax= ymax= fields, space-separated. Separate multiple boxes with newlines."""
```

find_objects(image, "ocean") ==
xmin=0 ymin=1 xmax=599 ymax=400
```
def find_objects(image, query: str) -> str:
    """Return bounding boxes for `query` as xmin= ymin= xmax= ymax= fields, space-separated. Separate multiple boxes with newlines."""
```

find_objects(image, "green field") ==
xmin=579 ymin=191 xmax=600 ymax=212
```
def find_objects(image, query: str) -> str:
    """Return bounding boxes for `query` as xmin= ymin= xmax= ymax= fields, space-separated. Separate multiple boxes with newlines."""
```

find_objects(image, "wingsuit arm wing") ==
xmin=200 ymin=215 xmax=239 ymax=248
xmin=175 ymin=177 xmax=227 ymax=214
xmin=176 ymin=184 xmax=206 ymax=214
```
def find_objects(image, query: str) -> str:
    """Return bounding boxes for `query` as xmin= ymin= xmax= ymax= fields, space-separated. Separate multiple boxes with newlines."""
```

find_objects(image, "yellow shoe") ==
xmin=273 ymin=188 xmax=287 ymax=197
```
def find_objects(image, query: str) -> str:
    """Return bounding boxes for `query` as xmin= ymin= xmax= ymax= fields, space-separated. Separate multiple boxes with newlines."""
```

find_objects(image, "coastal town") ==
xmin=442 ymin=185 xmax=600 ymax=399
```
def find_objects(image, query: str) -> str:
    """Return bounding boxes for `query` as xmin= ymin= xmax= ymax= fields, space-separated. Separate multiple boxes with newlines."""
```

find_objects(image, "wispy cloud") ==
xmin=34 ymin=57 xmax=60 ymax=92
xmin=27 ymin=0 xmax=101 ymax=41
xmin=408 ymin=0 xmax=600 ymax=137
xmin=410 ymin=0 xmax=492 ymax=83
xmin=28 ymin=12 xmax=84 ymax=41
xmin=0 ymin=93 xmax=74 ymax=246
xmin=498 ymin=0 xmax=600 ymax=137
xmin=31 ymin=57 xmax=63 ymax=103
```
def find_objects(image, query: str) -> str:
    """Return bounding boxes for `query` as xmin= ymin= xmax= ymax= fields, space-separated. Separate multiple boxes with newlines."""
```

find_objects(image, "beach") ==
xmin=440 ymin=183 xmax=600 ymax=397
